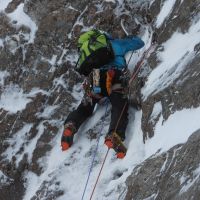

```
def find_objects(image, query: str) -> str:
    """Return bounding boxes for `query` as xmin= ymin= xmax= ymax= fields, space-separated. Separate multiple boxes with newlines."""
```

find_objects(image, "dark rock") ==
xmin=5 ymin=0 xmax=24 ymax=13
xmin=124 ymin=129 xmax=200 ymax=200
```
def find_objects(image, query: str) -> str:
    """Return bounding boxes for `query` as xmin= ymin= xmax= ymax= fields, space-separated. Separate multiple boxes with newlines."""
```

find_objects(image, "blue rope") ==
xmin=81 ymin=100 xmax=109 ymax=200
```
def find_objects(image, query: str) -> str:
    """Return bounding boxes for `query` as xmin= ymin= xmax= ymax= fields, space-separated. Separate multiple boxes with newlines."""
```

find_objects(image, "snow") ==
xmin=0 ymin=170 xmax=13 ymax=187
xmin=180 ymin=165 xmax=200 ymax=194
xmin=23 ymin=122 xmax=45 ymax=164
xmin=7 ymin=3 xmax=38 ymax=43
xmin=57 ymin=49 xmax=68 ymax=65
xmin=0 ymin=85 xmax=32 ymax=113
xmin=0 ymin=39 xmax=4 ymax=47
xmin=104 ymin=0 xmax=116 ymax=3
xmin=41 ymin=55 xmax=57 ymax=66
xmin=3 ymin=121 xmax=54 ymax=168
xmin=22 ymin=102 xmax=200 ymax=200
xmin=150 ymin=101 xmax=162 ymax=122
xmin=145 ymin=106 xmax=200 ymax=157
xmin=1 ymin=1 xmax=199 ymax=199
xmin=143 ymin=193 xmax=158 ymax=200
xmin=0 ymin=85 xmax=49 ymax=114
xmin=0 ymin=0 xmax=13 ymax=12
xmin=53 ymin=75 xmax=69 ymax=90
xmin=142 ymin=19 xmax=200 ymax=99
xmin=37 ymin=105 xmax=59 ymax=119
xmin=3 ymin=124 xmax=33 ymax=165
xmin=0 ymin=70 xmax=9 ymax=85
xmin=156 ymin=0 xmax=177 ymax=28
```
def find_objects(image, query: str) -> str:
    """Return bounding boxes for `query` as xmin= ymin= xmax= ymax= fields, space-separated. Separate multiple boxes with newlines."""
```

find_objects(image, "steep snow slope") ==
xmin=0 ymin=0 xmax=200 ymax=200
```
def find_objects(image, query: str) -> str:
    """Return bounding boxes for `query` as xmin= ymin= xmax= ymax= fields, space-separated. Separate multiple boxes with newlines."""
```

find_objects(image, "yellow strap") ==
xmin=106 ymin=71 xmax=112 ymax=95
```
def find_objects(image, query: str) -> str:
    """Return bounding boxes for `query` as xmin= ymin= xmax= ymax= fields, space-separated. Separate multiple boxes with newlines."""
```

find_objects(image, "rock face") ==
xmin=141 ymin=0 xmax=200 ymax=140
xmin=0 ymin=0 xmax=200 ymax=199
xmin=125 ymin=129 xmax=200 ymax=200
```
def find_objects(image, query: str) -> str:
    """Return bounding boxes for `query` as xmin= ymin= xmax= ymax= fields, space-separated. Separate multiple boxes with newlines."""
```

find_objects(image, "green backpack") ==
xmin=76 ymin=30 xmax=114 ymax=76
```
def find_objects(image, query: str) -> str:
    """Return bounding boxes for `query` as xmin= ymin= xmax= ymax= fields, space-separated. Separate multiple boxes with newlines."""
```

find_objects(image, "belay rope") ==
xmin=83 ymin=43 xmax=156 ymax=200
xmin=81 ymin=100 xmax=109 ymax=200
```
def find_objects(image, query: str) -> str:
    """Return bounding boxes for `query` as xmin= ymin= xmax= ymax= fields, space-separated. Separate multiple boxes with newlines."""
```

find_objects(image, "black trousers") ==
xmin=65 ymin=92 xmax=128 ymax=140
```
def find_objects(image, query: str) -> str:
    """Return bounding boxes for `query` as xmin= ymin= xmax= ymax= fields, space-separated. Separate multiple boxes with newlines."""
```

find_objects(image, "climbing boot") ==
xmin=61 ymin=122 xmax=76 ymax=151
xmin=105 ymin=132 xmax=127 ymax=159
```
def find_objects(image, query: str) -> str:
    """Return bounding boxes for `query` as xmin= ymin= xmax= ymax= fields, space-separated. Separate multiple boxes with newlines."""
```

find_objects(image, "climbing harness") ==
xmin=92 ymin=68 xmax=101 ymax=94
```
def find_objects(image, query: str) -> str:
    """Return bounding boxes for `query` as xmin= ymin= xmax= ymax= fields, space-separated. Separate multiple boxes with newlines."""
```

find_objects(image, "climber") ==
xmin=61 ymin=30 xmax=145 ymax=158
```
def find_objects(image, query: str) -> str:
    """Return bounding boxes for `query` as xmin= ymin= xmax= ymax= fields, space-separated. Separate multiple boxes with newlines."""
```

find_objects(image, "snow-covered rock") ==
xmin=0 ymin=0 xmax=200 ymax=200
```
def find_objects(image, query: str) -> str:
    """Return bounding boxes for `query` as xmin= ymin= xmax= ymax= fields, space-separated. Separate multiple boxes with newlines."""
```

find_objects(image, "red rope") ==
xmin=89 ymin=148 xmax=110 ymax=200
xmin=89 ymin=44 xmax=155 ymax=200
xmin=129 ymin=45 xmax=154 ymax=85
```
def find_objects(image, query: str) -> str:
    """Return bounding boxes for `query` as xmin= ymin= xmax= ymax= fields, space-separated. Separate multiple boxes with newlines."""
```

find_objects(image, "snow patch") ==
xmin=23 ymin=171 xmax=40 ymax=200
xmin=3 ymin=122 xmax=48 ymax=167
xmin=0 ymin=85 xmax=49 ymax=114
xmin=104 ymin=0 xmax=116 ymax=3
xmin=0 ymin=85 xmax=32 ymax=113
xmin=0 ymin=39 xmax=4 ymax=47
xmin=53 ymin=75 xmax=69 ymax=90
xmin=3 ymin=124 xmax=33 ymax=165
xmin=150 ymin=101 xmax=162 ymax=122
xmin=0 ymin=170 xmax=13 ymax=186
xmin=37 ymin=105 xmax=59 ymax=119
xmin=0 ymin=0 xmax=13 ymax=12
xmin=180 ymin=165 xmax=200 ymax=194
xmin=7 ymin=3 xmax=38 ymax=43
xmin=156 ymin=0 xmax=177 ymax=28
xmin=145 ymin=106 xmax=200 ymax=157
xmin=22 ymin=103 xmax=200 ymax=200
xmin=142 ymin=19 xmax=200 ymax=99
xmin=41 ymin=55 xmax=57 ymax=66
xmin=0 ymin=70 xmax=9 ymax=85
xmin=143 ymin=193 xmax=158 ymax=200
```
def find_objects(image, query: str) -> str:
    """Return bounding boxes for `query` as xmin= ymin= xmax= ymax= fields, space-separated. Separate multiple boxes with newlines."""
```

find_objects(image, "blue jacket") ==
xmin=108 ymin=36 xmax=145 ymax=69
